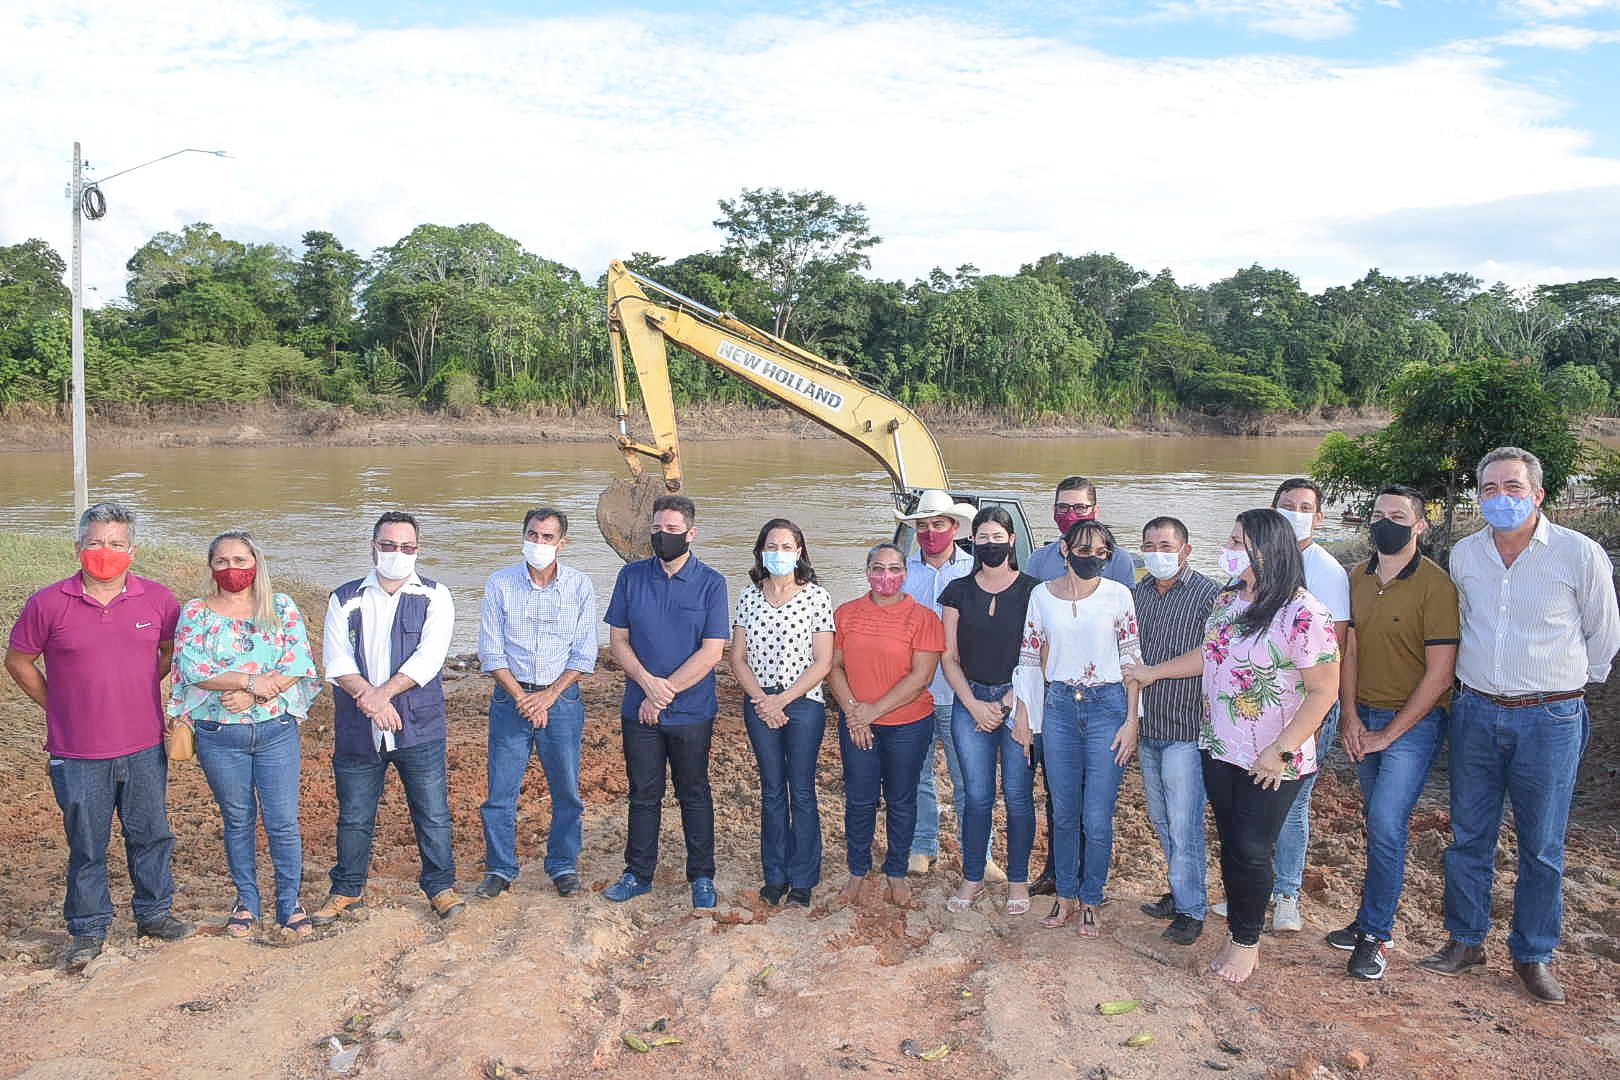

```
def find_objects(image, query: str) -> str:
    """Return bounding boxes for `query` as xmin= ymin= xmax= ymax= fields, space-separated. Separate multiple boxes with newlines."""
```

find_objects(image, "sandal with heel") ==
xmin=226 ymin=904 xmax=255 ymax=939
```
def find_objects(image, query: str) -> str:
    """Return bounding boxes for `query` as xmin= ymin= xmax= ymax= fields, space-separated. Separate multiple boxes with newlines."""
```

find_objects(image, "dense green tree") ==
xmin=294 ymin=231 xmax=367 ymax=367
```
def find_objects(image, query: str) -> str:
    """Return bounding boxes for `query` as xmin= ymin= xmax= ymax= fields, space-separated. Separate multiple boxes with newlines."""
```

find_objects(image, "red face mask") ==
xmin=867 ymin=570 xmax=906 ymax=597
xmin=80 ymin=547 xmax=133 ymax=580
xmin=1055 ymin=509 xmax=1095 ymax=536
xmin=916 ymin=528 xmax=956 ymax=556
xmin=213 ymin=565 xmax=257 ymax=594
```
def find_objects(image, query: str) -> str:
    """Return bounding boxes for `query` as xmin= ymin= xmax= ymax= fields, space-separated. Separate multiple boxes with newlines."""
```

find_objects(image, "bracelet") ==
xmin=246 ymin=673 xmax=257 ymax=697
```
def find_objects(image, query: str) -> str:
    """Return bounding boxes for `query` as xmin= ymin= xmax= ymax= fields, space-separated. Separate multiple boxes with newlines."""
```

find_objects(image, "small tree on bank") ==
xmin=1309 ymin=355 xmax=1583 ymax=560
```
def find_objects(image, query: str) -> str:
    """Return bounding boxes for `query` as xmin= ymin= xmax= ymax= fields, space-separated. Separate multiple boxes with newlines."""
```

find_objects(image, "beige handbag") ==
xmin=165 ymin=717 xmax=195 ymax=762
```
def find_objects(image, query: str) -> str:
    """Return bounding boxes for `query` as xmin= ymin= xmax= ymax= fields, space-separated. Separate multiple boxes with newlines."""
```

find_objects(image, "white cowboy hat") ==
xmin=895 ymin=489 xmax=977 ymax=533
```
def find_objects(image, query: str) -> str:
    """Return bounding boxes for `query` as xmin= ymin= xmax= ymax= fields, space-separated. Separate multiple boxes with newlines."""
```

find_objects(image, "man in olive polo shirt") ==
xmin=1328 ymin=484 xmax=1458 ymax=981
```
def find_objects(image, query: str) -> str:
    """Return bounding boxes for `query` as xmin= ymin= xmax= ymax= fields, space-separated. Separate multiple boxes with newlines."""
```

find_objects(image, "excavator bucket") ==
xmin=596 ymin=475 xmax=669 ymax=562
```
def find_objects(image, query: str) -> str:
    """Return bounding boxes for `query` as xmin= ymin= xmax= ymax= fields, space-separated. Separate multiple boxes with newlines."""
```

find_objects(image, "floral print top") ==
xmin=168 ymin=593 xmax=322 ymax=725
xmin=1201 ymin=587 xmax=1339 ymax=777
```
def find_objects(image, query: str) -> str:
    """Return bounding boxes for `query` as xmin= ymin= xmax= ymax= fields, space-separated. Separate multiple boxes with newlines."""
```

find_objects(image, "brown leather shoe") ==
xmin=1513 ymin=961 xmax=1566 ymax=1005
xmin=429 ymin=888 xmax=466 ymax=921
xmin=1418 ymin=939 xmax=1486 ymax=976
xmin=310 ymin=892 xmax=365 ymax=927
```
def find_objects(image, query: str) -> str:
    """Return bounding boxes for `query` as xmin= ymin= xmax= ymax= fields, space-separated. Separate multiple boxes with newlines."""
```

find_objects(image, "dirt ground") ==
xmin=1 ymin=628 xmax=1618 ymax=1077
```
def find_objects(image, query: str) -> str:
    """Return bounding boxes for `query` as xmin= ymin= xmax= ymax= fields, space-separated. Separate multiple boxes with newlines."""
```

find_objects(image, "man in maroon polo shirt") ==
xmin=5 ymin=502 xmax=194 ymax=969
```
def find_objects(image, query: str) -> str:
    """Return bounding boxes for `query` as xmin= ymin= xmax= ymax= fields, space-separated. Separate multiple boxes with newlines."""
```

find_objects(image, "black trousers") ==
xmin=1202 ymin=752 xmax=1301 ymax=946
xmin=622 ymin=716 xmax=716 ymax=883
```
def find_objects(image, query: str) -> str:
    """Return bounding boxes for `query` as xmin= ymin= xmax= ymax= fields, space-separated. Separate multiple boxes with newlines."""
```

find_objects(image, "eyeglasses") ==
xmin=1055 ymin=502 xmax=1095 ymax=514
xmin=373 ymin=540 xmax=420 ymax=554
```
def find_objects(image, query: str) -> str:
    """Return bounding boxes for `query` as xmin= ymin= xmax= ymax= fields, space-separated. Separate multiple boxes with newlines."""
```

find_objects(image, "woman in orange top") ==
xmin=828 ymin=542 xmax=946 ymax=908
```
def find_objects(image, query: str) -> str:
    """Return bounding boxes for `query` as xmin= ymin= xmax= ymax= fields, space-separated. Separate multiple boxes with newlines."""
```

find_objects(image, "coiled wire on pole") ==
xmin=81 ymin=185 xmax=107 ymax=220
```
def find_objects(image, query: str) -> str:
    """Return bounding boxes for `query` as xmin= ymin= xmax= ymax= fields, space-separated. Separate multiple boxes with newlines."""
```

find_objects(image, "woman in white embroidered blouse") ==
xmin=729 ymin=518 xmax=835 ymax=908
xmin=1025 ymin=519 xmax=1141 ymax=937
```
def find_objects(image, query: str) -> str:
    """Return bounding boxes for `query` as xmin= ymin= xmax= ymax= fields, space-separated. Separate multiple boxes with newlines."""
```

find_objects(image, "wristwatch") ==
xmin=1271 ymin=741 xmax=1296 ymax=764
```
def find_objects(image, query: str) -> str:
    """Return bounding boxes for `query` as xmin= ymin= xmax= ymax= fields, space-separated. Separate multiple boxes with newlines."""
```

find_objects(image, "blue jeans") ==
xmin=330 ymin=738 xmax=457 ymax=898
xmin=840 ymin=714 xmax=932 ymax=878
xmin=952 ymin=680 xmax=1035 ymax=883
xmin=1138 ymin=738 xmax=1208 ymax=919
xmin=1350 ymin=704 xmax=1445 ymax=941
xmin=743 ymin=689 xmax=826 ymax=889
xmin=481 ymin=684 xmax=585 ymax=882
xmin=1443 ymin=688 xmax=1590 ymax=963
xmin=1273 ymin=702 xmax=1340 ymax=898
xmin=913 ymin=702 xmax=978 ymax=860
xmin=48 ymin=744 xmax=176 ymax=938
xmin=1041 ymin=681 xmax=1128 ymax=904
xmin=195 ymin=717 xmax=304 ymax=924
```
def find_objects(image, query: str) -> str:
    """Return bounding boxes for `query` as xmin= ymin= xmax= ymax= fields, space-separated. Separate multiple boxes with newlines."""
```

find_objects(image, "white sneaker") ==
xmin=1272 ymin=894 xmax=1302 ymax=932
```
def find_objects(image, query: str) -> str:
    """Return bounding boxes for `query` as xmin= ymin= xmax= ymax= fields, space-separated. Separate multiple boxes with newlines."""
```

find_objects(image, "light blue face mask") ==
xmin=1480 ymin=493 xmax=1535 ymax=531
xmin=762 ymin=549 xmax=799 ymax=577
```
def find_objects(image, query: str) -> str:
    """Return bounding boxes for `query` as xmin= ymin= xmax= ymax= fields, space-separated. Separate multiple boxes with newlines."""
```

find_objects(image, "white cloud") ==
xmin=1155 ymin=1 xmax=1360 ymax=40
xmin=1494 ymin=23 xmax=1620 ymax=47
xmin=1502 ymin=1 xmax=1620 ymax=18
xmin=2 ymin=0 xmax=1618 ymax=303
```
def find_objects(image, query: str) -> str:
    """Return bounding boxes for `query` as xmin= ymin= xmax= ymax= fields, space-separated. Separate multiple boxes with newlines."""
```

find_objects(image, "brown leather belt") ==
xmin=1465 ymin=686 xmax=1584 ymax=709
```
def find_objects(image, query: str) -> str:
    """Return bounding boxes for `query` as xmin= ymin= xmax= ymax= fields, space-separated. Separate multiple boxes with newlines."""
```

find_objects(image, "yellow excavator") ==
xmin=596 ymin=260 xmax=1035 ymax=563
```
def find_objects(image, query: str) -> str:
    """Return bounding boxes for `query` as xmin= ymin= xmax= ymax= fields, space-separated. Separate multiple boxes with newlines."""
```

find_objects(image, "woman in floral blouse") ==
xmin=1127 ymin=508 xmax=1340 ymax=985
xmin=1025 ymin=519 xmax=1142 ymax=937
xmin=169 ymin=531 xmax=321 ymax=937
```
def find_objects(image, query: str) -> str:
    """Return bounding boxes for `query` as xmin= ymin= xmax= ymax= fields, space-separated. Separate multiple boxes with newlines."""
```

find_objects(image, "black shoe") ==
xmin=1162 ymin=913 xmax=1204 ymax=945
xmin=786 ymin=887 xmax=812 ymax=907
xmin=65 ymin=935 xmax=104 ymax=969
xmin=136 ymin=915 xmax=195 ymax=941
xmin=1030 ymin=870 xmax=1056 ymax=896
xmin=1513 ymin=961 xmax=1566 ymax=1004
xmin=474 ymin=873 xmax=511 ymax=900
xmin=1347 ymin=933 xmax=1388 ymax=981
xmin=1418 ymin=939 xmax=1487 ymax=977
xmin=553 ymin=873 xmax=582 ymax=898
xmin=1325 ymin=923 xmax=1360 ymax=951
xmin=1140 ymin=892 xmax=1176 ymax=920
xmin=759 ymin=882 xmax=789 ymax=906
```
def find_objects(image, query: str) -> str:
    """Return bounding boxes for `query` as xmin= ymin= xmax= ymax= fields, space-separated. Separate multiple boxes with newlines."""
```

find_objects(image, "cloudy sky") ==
xmin=3 ymin=0 xmax=1619 ymax=300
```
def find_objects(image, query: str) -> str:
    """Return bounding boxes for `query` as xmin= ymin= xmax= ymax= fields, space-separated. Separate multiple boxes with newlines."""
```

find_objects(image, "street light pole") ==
xmin=66 ymin=144 xmax=225 ymax=519
xmin=70 ymin=142 xmax=87 ymax=515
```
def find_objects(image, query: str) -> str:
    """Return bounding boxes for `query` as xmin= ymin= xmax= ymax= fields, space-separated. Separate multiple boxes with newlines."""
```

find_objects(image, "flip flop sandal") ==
xmin=1079 ymin=904 xmax=1100 ymax=937
xmin=1006 ymin=894 xmax=1031 ymax=916
xmin=226 ymin=905 xmax=255 ymax=939
xmin=1041 ymin=900 xmax=1075 ymax=928
xmin=282 ymin=906 xmax=314 ymax=936
xmin=946 ymin=886 xmax=981 ymax=913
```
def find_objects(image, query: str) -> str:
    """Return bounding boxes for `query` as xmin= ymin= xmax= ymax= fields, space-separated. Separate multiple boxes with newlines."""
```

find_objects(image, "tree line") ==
xmin=2 ymin=188 xmax=1617 ymax=424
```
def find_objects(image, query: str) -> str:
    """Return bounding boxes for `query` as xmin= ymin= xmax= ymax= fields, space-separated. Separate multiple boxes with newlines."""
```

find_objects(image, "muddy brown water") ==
xmin=0 ymin=435 xmax=1353 ymax=647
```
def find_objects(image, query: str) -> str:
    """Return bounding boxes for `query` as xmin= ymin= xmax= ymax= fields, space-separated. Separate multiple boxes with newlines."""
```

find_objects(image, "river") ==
xmin=0 ymin=435 xmax=1353 ymax=649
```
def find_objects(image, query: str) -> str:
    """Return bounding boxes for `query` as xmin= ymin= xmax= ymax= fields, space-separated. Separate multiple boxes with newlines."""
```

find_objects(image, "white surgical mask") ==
xmin=1275 ymin=507 xmax=1314 ymax=542
xmin=1218 ymin=546 xmax=1251 ymax=579
xmin=523 ymin=541 xmax=557 ymax=571
xmin=1142 ymin=551 xmax=1183 ymax=581
xmin=375 ymin=550 xmax=417 ymax=581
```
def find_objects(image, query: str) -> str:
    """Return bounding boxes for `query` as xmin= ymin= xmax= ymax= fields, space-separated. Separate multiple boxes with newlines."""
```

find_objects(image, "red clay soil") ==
xmin=0 ymin=634 xmax=1617 ymax=1077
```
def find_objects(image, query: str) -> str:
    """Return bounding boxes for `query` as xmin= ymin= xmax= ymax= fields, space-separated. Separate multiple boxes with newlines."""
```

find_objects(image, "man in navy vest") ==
xmin=315 ymin=511 xmax=462 ymax=923
xmin=602 ymin=494 xmax=729 ymax=908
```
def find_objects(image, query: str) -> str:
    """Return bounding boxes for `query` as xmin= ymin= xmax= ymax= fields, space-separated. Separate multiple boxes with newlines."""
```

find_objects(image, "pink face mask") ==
xmin=868 ymin=570 xmax=906 ymax=597
xmin=916 ymin=528 xmax=956 ymax=556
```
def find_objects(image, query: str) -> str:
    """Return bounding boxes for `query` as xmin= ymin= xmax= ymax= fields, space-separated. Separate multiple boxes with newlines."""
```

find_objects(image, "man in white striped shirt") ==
xmin=1421 ymin=447 xmax=1620 ymax=1005
xmin=475 ymin=507 xmax=598 ymax=901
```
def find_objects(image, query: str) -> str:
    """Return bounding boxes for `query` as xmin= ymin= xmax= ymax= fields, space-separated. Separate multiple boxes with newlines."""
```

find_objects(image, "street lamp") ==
xmin=69 ymin=144 xmax=227 ymax=515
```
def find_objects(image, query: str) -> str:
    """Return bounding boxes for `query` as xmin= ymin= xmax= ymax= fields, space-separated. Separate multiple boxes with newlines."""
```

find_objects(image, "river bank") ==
xmin=0 ymin=401 xmax=1392 ymax=453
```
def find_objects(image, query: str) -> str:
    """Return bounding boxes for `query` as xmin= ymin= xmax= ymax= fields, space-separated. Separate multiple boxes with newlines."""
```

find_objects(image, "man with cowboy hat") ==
xmin=897 ymin=490 xmax=1006 ymax=882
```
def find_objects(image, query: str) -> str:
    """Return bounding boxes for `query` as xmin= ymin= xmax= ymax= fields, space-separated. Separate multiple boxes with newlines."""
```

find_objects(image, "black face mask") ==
xmin=1067 ymin=554 xmax=1105 ymax=580
xmin=1369 ymin=518 xmax=1413 ymax=556
xmin=976 ymin=541 xmax=1013 ymax=568
xmin=650 ymin=530 xmax=691 ymax=562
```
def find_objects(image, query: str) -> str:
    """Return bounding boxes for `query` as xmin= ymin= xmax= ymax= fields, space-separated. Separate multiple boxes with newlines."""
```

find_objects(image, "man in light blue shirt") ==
xmin=1025 ymin=475 xmax=1136 ymax=586
xmin=897 ymin=490 xmax=1001 ymax=879
xmin=475 ymin=506 xmax=598 ymax=901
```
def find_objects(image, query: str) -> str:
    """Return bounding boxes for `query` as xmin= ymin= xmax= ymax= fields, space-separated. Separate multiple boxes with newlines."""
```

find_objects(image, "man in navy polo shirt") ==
xmin=603 ymin=494 xmax=729 ymax=908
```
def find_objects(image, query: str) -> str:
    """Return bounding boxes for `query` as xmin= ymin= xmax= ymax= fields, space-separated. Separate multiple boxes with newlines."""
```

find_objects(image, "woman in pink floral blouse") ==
xmin=169 ymin=531 xmax=321 ymax=937
xmin=1127 ymin=508 xmax=1339 ymax=985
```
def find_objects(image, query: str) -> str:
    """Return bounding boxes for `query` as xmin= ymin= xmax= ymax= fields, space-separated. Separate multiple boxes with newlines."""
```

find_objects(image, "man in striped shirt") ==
xmin=1421 ymin=447 xmax=1620 ymax=1005
xmin=475 ymin=506 xmax=599 ymax=901
xmin=1132 ymin=516 xmax=1220 ymax=945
